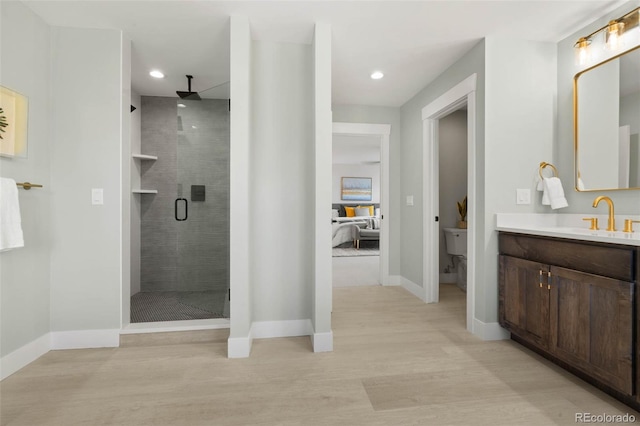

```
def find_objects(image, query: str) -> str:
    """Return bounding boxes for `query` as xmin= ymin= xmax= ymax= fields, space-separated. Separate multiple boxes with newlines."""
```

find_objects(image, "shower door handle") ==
xmin=175 ymin=198 xmax=188 ymax=221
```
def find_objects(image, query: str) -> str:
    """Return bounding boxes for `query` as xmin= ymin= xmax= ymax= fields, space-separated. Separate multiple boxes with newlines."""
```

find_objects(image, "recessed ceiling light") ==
xmin=177 ymin=103 xmax=186 ymax=108
xmin=371 ymin=71 xmax=384 ymax=80
xmin=149 ymin=70 xmax=165 ymax=78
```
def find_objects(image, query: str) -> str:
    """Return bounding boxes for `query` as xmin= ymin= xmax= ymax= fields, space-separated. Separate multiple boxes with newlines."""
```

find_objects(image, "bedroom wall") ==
xmin=0 ymin=0 xmax=52 ymax=362
xmin=332 ymin=164 xmax=380 ymax=204
xmin=250 ymin=40 xmax=314 ymax=323
xmin=331 ymin=105 xmax=401 ymax=276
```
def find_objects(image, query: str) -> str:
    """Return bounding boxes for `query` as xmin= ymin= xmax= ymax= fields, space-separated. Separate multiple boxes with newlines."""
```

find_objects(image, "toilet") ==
xmin=443 ymin=228 xmax=467 ymax=291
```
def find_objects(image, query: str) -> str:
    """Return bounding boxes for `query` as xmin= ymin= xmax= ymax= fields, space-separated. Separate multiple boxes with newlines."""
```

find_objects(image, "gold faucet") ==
xmin=592 ymin=196 xmax=616 ymax=231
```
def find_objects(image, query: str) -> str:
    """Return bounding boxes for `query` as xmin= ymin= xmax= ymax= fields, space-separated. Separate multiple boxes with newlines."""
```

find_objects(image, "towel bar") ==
xmin=16 ymin=182 xmax=43 ymax=190
xmin=538 ymin=162 xmax=558 ymax=179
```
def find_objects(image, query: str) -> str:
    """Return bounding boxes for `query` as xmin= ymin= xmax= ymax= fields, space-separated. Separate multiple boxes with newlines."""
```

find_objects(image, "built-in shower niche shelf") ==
xmin=132 ymin=189 xmax=158 ymax=194
xmin=132 ymin=154 xmax=158 ymax=161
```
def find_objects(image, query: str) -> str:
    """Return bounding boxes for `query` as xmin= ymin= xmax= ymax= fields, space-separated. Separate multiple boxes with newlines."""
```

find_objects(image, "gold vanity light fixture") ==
xmin=574 ymin=7 xmax=639 ymax=62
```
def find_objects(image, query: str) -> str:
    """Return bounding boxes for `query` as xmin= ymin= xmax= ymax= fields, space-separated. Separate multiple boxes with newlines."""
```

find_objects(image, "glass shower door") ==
xmin=175 ymin=93 xmax=230 ymax=319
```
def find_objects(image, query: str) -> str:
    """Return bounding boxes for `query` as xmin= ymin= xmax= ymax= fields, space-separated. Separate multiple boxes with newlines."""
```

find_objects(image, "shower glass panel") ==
xmin=175 ymin=92 xmax=230 ymax=320
xmin=133 ymin=84 xmax=229 ymax=323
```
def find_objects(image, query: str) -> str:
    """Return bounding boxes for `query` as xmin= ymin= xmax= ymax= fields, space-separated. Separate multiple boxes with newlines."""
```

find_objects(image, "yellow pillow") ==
xmin=344 ymin=206 xmax=356 ymax=217
xmin=358 ymin=205 xmax=374 ymax=216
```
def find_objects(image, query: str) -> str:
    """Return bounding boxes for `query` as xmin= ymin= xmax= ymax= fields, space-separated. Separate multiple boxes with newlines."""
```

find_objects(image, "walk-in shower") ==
xmin=130 ymin=84 xmax=230 ymax=323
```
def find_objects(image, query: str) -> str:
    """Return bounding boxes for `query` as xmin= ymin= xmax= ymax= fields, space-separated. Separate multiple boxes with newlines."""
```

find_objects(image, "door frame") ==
xmin=332 ymin=122 xmax=391 ymax=285
xmin=421 ymin=74 xmax=477 ymax=333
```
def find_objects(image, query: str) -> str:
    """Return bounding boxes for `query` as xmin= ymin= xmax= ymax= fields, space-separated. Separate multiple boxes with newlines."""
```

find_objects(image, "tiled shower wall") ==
xmin=140 ymin=96 xmax=230 ymax=293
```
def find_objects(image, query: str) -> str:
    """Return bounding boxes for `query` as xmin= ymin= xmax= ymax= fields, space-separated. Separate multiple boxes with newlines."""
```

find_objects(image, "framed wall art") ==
xmin=341 ymin=177 xmax=372 ymax=201
xmin=0 ymin=85 xmax=29 ymax=158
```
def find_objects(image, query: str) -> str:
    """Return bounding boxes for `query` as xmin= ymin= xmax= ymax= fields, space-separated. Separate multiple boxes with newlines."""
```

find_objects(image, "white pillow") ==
xmin=355 ymin=208 xmax=370 ymax=217
xmin=331 ymin=209 xmax=339 ymax=218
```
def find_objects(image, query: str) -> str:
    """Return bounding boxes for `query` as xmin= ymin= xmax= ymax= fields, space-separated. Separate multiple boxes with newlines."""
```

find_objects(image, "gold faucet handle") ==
xmin=623 ymin=219 xmax=640 ymax=233
xmin=582 ymin=217 xmax=599 ymax=230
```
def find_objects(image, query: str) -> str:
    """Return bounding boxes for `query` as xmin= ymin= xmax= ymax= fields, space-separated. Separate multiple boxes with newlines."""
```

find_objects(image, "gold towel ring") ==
xmin=539 ymin=162 xmax=558 ymax=179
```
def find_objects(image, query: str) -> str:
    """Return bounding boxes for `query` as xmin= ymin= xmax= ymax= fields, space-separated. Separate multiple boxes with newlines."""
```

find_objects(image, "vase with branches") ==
xmin=457 ymin=196 xmax=467 ymax=229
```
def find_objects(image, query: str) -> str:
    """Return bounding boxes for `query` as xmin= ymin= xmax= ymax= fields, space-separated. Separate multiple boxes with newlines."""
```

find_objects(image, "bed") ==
xmin=331 ymin=204 xmax=380 ymax=247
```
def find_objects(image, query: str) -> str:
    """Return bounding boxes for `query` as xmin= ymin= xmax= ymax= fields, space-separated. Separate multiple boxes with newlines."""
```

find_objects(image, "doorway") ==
xmin=332 ymin=123 xmax=391 ymax=285
xmin=126 ymin=85 xmax=231 ymax=328
xmin=421 ymin=74 xmax=477 ymax=333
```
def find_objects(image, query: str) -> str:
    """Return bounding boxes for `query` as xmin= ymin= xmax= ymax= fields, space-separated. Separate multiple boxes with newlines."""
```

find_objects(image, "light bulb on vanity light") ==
xmin=605 ymin=20 xmax=625 ymax=50
xmin=574 ymin=37 xmax=591 ymax=65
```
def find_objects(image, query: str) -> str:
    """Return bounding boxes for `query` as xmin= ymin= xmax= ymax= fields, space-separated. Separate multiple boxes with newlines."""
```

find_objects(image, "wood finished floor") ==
xmin=1 ymin=284 xmax=637 ymax=425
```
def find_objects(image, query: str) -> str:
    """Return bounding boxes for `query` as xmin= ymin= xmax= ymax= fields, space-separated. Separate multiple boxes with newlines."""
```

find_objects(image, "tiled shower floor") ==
xmin=130 ymin=290 xmax=227 ymax=323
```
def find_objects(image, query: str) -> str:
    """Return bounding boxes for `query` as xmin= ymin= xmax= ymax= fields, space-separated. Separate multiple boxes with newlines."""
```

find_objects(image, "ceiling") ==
xmin=24 ymin=0 xmax=625 ymax=107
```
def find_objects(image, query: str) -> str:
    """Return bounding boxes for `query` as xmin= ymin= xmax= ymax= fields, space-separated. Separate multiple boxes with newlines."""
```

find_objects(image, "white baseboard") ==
xmin=387 ymin=275 xmax=402 ymax=286
xmin=311 ymin=331 xmax=333 ymax=352
xmin=228 ymin=335 xmax=252 ymax=358
xmin=401 ymin=277 xmax=425 ymax=302
xmin=473 ymin=319 xmax=510 ymax=341
xmin=439 ymin=272 xmax=456 ymax=283
xmin=251 ymin=319 xmax=313 ymax=339
xmin=51 ymin=329 xmax=120 ymax=350
xmin=0 ymin=333 xmax=51 ymax=381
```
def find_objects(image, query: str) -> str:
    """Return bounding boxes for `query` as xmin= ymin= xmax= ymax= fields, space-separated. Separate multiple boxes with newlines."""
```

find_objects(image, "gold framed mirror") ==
xmin=574 ymin=44 xmax=640 ymax=191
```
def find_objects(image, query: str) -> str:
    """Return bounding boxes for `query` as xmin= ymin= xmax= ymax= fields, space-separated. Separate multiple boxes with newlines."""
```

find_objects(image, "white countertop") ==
xmin=496 ymin=213 xmax=640 ymax=247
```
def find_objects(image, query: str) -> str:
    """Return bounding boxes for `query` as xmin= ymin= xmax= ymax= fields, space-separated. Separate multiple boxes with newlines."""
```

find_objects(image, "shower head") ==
xmin=176 ymin=75 xmax=202 ymax=100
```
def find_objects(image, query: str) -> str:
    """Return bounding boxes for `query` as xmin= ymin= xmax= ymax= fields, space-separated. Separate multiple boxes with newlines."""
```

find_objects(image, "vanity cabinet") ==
xmin=499 ymin=232 xmax=636 ymax=397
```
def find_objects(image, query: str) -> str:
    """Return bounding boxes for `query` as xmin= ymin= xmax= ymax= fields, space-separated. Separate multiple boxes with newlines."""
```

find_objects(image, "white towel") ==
xmin=0 ymin=178 xmax=25 ymax=251
xmin=542 ymin=177 xmax=568 ymax=210
xmin=536 ymin=178 xmax=550 ymax=205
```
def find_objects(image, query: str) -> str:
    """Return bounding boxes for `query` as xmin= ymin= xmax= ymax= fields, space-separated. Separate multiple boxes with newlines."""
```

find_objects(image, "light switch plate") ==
xmin=92 ymin=188 xmax=104 ymax=205
xmin=516 ymin=188 xmax=530 ymax=205
xmin=406 ymin=195 xmax=414 ymax=206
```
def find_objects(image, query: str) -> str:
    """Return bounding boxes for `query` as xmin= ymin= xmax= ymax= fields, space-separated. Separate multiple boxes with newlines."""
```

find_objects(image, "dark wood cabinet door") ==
xmin=499 ymin=255 xmax=550 ymax=348
xmin=549 ymin=265 xmax=634 ymax=395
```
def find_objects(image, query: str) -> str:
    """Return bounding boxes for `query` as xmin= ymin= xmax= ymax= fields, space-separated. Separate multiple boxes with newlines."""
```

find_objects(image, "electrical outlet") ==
xmin=516 ymin=189 xmax=531 ymax=205
xmin=406 ymin=195 xmax=414 ymax=206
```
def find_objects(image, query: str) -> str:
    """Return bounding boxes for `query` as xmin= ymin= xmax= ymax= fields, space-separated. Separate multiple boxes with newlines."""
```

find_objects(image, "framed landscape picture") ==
xmin=341 ymin=177 xmax=372 ymax=201
xmin=0 ymin=85 xmax=29 ymax=158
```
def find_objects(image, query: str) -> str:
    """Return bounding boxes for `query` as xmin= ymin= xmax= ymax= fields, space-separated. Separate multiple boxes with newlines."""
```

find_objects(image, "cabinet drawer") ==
xmin=499 ymin=233 xmax=635 ymax=282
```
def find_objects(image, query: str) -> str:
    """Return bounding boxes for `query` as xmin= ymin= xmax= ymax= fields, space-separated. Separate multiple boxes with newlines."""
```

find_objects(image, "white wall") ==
xmin=438 ymin=110 xmax=467 ymax=273
xmin=557 ymin=0 xmax=640 ymax=213
xmin=311 ymin=22 xmax=333 ymax=351
xmin=49 ymin=27 xmax=123 ymax=333
xmin=0 ymin=1 xmax=52 ymax=358
xmin=332 ymin=164 xmax=380 ymax=204
xmin=482 ymin=38 xmax=557 ymax=323
xmin=250 ymin=40 xmax=314 ymax=322
xmin=130 ymin=90 xmax=141 ymax=296
xmin=228 ymin=15 xmax=253 ymax=357
xmin=331 ymin=105 xmax=401 ymax=276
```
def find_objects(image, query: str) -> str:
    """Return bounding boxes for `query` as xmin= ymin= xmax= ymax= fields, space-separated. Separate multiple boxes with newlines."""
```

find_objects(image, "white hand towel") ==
xmin=0 ymin=178 xmax=25 ymax=251
xmin=543 ymin=177 xmax=568 ymax=210
xmin=536 ymin=178 xmax=550 ymax=205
